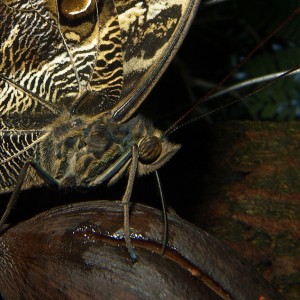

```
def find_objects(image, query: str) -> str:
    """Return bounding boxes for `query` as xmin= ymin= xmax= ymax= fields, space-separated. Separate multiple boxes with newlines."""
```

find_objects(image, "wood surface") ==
xmin=189 ymin=121 xmax=300 ymax=300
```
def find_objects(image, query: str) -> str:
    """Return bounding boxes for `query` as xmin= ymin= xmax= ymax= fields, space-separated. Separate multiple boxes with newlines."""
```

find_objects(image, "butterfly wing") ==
xmin=111 ymin=0 xmax=201 ymax=122
xmin=58 ymin=0 xmax=201 ymax=119
xmin=0 ymin=0 xmax=124 ymax=120
xmin=0 ymin=0 xmax=124 ymax=192
xmin=0 ymin=129 xmax=46 ymax=193
xmin=0 ymin=0 xmax=201 ymax=124
xmin=0 ymin=0 xmax=200 ymax=192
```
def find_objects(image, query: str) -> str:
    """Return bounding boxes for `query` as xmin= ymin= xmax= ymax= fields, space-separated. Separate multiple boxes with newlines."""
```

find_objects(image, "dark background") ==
xmin=138 ymin=0 xmax=300 ymax=220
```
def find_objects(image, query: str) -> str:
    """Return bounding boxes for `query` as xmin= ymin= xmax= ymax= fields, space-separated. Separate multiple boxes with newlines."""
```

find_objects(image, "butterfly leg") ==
xmin=0 ymin=159 xmax=59 ymax=231
xmin=122 ymin=144 xmax=139 ymax=263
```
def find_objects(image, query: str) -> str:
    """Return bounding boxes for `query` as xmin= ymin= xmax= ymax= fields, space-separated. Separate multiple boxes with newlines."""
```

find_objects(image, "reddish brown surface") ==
xmin=0 ymin=201 xmax=283 ymax=300
xmin=193 ymin=121 xmax=300 ymax=300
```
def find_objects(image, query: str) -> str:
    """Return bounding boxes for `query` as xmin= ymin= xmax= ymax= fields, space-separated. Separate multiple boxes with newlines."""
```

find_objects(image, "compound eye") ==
xmin=138 ymin=136 xmax=162 ymax=164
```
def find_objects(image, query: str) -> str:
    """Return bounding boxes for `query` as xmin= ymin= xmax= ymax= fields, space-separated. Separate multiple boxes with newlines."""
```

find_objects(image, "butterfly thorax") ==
xmin=34 ymin=112 xmax=180 ymax=189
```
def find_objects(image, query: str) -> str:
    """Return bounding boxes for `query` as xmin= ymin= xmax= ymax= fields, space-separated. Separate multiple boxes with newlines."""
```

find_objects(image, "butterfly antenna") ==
xmin=173 ymin=66 xmax=300 ymax=133
xmin=155 ymin=171 xmax=168 ymax=255
xmin=163 ymin=6 xmax=300 ymax=137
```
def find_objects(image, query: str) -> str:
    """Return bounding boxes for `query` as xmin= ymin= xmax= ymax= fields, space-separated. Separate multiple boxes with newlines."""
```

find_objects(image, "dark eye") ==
xmin=138 ymin=136 xmax=162 ymax=164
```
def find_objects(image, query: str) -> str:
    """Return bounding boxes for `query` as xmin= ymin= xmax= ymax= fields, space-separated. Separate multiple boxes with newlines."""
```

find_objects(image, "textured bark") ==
xmin=191 ymin=121 xmax=300 ymax=300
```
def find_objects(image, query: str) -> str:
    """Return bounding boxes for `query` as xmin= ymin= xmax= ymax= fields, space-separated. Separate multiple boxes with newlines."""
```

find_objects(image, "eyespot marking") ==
xmin=60 ymin=0 xmax=96 ymax=21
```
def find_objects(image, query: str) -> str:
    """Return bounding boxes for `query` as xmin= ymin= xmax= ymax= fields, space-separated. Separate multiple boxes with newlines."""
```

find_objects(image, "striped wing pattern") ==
xmin=0 ymin=126 xmax=46 ymax=192
xmin=0 ymin=1 xmax=67 ymax=116
xmin=0 ymin=0 xmax=124 ymax=118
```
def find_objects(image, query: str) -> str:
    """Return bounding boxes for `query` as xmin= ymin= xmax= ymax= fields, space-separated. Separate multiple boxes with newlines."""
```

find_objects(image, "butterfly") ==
xmin=0 ymin=0 xmax=201 ymax=259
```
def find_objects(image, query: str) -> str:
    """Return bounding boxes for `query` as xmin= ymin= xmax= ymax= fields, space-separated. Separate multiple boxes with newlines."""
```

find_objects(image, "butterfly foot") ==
xmin=128 ymin=247 xmax=139 ymax=263
xmin=113 ymin=228 xmax=139 ymax=263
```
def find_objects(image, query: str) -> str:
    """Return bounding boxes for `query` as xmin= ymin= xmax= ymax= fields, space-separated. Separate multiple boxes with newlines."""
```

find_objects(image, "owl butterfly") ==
xmin=0 ymin=0 xmax=201 ymax=259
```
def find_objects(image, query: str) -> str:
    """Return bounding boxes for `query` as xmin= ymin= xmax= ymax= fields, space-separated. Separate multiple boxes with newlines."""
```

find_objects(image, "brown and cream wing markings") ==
xmin=0 ymin=0 xmax=200 ymax=193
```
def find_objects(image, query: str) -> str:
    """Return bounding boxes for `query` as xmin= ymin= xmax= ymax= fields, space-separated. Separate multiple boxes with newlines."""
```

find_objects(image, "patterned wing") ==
xmin=0 ymin=0 xmax=124 ymax=192
xmin=111 ymin=0 xmax=201 ymax=122
xmin=0 ymin=119 xmax=47 ymax=192
xmin=0 ymin=0 xmax=124 ymax=122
